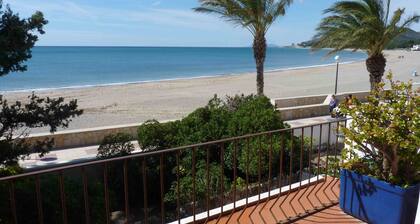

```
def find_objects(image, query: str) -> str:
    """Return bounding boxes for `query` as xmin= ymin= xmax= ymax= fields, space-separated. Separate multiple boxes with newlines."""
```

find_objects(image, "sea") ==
xmin=0 ymin=46 xmax=367 ymax=92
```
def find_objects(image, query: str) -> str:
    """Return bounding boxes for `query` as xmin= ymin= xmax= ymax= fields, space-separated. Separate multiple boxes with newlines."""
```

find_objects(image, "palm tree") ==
xmin=194 ymin=0 xmax=293 ymax=95
xmin=312 ymin=0 xmax=419 ymax=90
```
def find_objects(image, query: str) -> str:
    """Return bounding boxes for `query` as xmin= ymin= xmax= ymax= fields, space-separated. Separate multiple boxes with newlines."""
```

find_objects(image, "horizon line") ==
xmin=34 ymin=44 xmax=292 ymax=48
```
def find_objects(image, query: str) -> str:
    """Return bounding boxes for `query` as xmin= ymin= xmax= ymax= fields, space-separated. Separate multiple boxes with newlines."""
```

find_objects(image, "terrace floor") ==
xmin=207 ymin=177 xmax=364 ymax=224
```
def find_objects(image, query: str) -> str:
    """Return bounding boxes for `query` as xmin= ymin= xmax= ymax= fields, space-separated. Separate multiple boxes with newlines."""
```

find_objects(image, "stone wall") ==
xmin=24 ymin=87 xmax=418 ymax=150
xmin=273 ymin=90 xmax=372 ymax=120
xmin=25 ymin=123 xmax=141 ymax=150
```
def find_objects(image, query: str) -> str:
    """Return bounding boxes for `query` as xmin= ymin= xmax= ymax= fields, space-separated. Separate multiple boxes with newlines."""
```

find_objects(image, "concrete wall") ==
xmin=25 ymin=88 xmax=416 ymax=150
xmin=292 ymin=122 xmax=341 ymax=150
xmin=273 ymin=94 xmax=328 ymax=108
xmin=279 ymin=104 xmax=330 ymax=121
xmin=25 ymin=123 xmax=141 ymax=150
xmin=273 ymin=90 xmax=372 ymax=121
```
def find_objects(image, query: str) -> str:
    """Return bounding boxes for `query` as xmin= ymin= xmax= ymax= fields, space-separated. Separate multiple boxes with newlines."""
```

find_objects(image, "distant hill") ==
xmin=267 ymin=44 xmax=282 ymax=48
xmin=297 ymin=39 xmax=316 ymax=48
xmin=387 ymin=29 xmax=420 ymax=49
xmin=298 ymin=28 xmax=420 ymax=49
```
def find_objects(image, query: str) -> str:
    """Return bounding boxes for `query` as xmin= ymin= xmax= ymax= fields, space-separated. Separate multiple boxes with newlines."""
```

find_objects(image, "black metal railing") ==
xmin=0 ymin=119 xmax=347 ymax=224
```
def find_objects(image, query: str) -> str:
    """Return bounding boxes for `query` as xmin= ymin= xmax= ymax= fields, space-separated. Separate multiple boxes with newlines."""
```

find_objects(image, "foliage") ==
xmin=0 ymin=1 xmax=82 ymax=177
xmin=0 ymin=94 xmax=83 ymax=174
xmin=194 ymin=0 xmax=293 ymax=36
xmin=387 ymin=38 xmax=420 ymax=49
xmin=312 ymin=0 xmax=419 ymax=89
xmin=312 ymin=0 xmax=419 ymax=57
xmin=97 ymin=133 xmax=135 ymax=159
xmin=138 ymin=94 xmax=310 ymax=206
xmin=194 ymin=0 xmax=294 ymax=95
xmin=0 ymin=175 xmax=108 ymax=224
xmin=227 ymin=95 xmax=284 ymax=136
xmin=0 ymin=0 xmax=48 ymax=76
xmin=299 ymin=28 xmax=420 ymax=49
xmin=164 ymin=161 xmax=229 ymax=205
xmin=340 ymin=73 xmax=420 ymax=186
xmin=0 ymin=164 xmax=22 ymax=177
xmin=387 ymin=28 xmax=420 ymax=49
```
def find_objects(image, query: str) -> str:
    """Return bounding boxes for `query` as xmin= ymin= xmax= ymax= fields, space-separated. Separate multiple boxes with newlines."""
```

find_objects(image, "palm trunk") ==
xmin=365 ymin=54 xmax=386 ymax=90
xmin=253 ymin=34 xmax=266 ymax=96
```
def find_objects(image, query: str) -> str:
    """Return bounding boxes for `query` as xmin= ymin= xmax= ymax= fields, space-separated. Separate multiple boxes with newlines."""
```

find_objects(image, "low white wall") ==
xmin=292 ymin=122 xmax=341 ymax=149
xmin=25 ymin=123 xmax=141 ymax=150
xmin=25 ymin=88 xmax=415 ymax=150
xmin=274 ymin=90 xmax=371 ymax=120
xmin=273 ymin=94 xmax=328 ymax=108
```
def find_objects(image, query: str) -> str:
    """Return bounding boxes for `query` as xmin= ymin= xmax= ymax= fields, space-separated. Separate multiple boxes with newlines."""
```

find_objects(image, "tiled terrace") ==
xmin=206 ymin=177 xmax=364 ymax=224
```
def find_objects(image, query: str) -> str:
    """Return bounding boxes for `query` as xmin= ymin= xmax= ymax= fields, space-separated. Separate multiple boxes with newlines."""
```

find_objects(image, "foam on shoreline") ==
xmin=0 ymin=59 xmax=362 ymax=94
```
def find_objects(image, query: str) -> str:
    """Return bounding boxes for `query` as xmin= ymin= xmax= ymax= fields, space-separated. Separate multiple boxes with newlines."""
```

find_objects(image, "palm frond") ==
xmin=194 ymin=0 xmax=293 ymax=36
xmin=312 ymin=0 xmax=419 ymax=57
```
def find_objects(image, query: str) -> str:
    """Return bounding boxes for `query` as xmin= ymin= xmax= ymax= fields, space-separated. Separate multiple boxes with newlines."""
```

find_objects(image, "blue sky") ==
xmin=4 ymin=0 xmax=420 ymax=47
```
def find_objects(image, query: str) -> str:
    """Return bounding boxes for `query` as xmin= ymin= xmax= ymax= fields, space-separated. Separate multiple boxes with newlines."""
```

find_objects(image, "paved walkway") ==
xmin=19 ymin=115 xmax=338 ymax=170
xmin=286 ymin=115 xmax=339 ymax=128
xmin=19 ymin=141 xmax=141 ymax=170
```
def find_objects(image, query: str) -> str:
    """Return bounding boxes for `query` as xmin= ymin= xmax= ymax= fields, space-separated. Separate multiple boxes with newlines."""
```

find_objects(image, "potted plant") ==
xmin=338 ymin=73 xmax=419 ymax=224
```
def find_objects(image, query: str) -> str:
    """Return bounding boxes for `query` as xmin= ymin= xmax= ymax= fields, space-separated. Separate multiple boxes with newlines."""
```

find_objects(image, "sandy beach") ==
xmin=3 ymin=50 xmax=420 ymax=132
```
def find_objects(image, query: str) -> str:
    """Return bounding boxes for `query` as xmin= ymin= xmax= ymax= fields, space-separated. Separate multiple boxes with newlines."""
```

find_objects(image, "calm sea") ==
xmin=0 ymin=47 xmax=366 ymax=92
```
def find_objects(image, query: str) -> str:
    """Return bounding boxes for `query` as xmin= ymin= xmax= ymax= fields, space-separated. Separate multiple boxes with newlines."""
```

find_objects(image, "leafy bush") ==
xmin=138 ymin=119 xmax=182 ymax=151
xmin=340 ymin=73 xmax=420 ymax=186
xmin=97 ymin=133 xmax=135 ymax=159
xmin=164 ymin=161 xmax=229 ymax=205
xmin=227 ymin=94 xmax=283 ymax=136
xmin=0 ymin=1 xmax=48 ymax=76
xmin=0 ymin=94 xmax=83 ymax=176
xmin=138 ymin=94 xmax=310 ymax=207
xmin=138 ymin=94 xmax=286 ymax=150
xmin=0 ymin=175 xmax=107 ymax=224
xmin=0 ymin=1 xmax=82 ymax=177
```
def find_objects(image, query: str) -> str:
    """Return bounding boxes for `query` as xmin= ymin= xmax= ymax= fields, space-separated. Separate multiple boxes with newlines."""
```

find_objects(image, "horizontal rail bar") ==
xmin=1 ymin=119 xmax=347 ymax=224
xmin=0 ymin=118 xmax=347 ymax=181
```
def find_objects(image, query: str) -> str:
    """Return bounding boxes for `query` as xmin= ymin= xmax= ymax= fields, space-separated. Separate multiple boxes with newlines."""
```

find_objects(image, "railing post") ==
xmin=81 ymin=167 xmax=90 ymax=224
xmin=176 ymin=150 xmax=181 ymax=224
xmin=58 ymin=172 xmax=68 ymax=224
xmin=160 ymin=154 xmax=165 ymax=224
xmin=9 ymin=180 xmax=17 ymax=224
xmin=192 ymin=147 xmax=196 ymax=223
xmin=123 ymin=160 xmax=129 ymax=223
xmin=0 ymin=119 xmax=350 ymax=224
xmin=103 ymin=163 xmax=110 ymax=224
xmin=35 ymin=175 xmax=44 ymax=224
xmin=142 ymin=158 xmax=148 ymax=224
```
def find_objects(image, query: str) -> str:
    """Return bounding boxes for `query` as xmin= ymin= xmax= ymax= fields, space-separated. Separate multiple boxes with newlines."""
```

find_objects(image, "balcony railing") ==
xmin=0 ymin=119 xmax=348 ymax=224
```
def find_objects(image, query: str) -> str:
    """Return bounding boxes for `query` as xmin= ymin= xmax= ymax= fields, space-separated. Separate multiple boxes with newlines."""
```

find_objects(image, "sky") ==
xmin=3 ymin=0 xmax=420 ymax=47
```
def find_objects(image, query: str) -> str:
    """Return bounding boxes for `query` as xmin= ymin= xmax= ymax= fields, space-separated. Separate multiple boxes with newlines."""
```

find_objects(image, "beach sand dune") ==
xmin=3 ymin=50 xmax=419 ymax=132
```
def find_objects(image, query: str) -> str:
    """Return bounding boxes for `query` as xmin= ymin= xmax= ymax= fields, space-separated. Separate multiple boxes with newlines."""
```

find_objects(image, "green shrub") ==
xmin=138 ymin=94 xmax=286 ymax=150
xmin=137 ymin=94 xmax=309 ymax=207
xmin=138 ymin=119 xmax=181 ymax=151
xmin=227 ymin=94 xmax=285 ymax=136
xmin=97 ymin=133 xmax=134 ymax=159
xmin=0 ymin=93 xmax=82 ymax=176
xmin=340 ymin=73 xmax=420 ymax=187
xmin=0 ymin=175 xmax=107 ymax=224
xmin=0 ymin=165 xmax=22 ymax=177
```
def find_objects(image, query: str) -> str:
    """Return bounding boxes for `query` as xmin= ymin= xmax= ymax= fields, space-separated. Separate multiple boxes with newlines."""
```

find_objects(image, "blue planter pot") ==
xmin=340 ymin=169 xmax=419 ymax=224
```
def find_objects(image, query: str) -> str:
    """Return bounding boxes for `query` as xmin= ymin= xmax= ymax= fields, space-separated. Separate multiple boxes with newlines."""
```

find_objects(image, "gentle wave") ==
xmin=0 ymin=60 xmax=362 ymax=94
xmin=0 ymin=46 xmax=367 ymax=93
xmin=267 ymin=59 xmax=362 ymax=72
